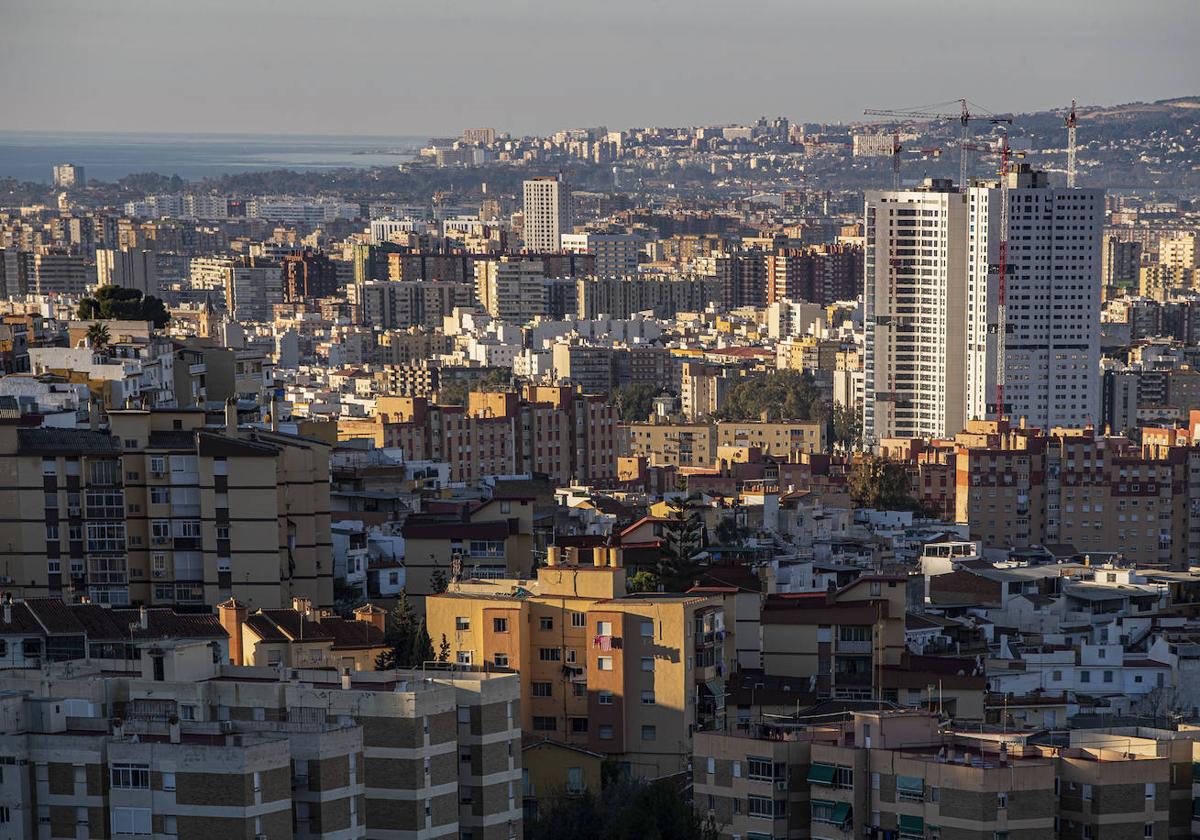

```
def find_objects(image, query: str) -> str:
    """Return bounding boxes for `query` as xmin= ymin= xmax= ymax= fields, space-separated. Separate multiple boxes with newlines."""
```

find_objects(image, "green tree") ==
xmin=430 ymin=568 xmax=448 ymax=594
xmin=713 ymin=516 xmax=749 ymax=547
xmin=77 ymin=285 xmax=170 ymax=328
xmin=659 ymin=486 xmax=705 ymax=591
xmin=437 ymin=633 xmax=451 ymax=663
xmin=832 ymin=403 xmax=862 ymax=450
xmin=611 ymin=382 xmax=660 ymax=421
xmin=411 ymin=617 xmax=434 ymax=666
xmin=848 ymin=456 xmax=919 ymax=511
xmin=85 ymin=322 xmax=111 ymax=352
xmin=626 ymin=570 xmax=660 ymax=593
xmin=526 ymin=774 xmax=719 ymax=840
xmin=374 ymin=591 xmax=418 ymax=670
xmin=715 ymin=369 xmax=830 ymax=424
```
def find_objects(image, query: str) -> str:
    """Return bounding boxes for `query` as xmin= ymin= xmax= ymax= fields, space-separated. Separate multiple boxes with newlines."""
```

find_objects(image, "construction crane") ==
xmin=864 ymin=99 xmax=1012 ymax=188
xmin=888 ymin=135 xmax=944 ymax=189
xmin=995 ymin=131 xmax=1012 ymax=421
xmin=1065 ymin=99 xmax=1078 ymax=188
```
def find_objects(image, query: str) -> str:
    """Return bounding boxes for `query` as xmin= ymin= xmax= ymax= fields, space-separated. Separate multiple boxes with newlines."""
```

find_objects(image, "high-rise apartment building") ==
xmin=864 ymin=170 xmax=1103 ymax=444
xmin=96 ymin=248 xmax=157 ymax=295
xmin=965 ymin=167 xmax=1103 ymax=430
xmin=863 ymin=178 xmax=970 ymax=444
xmin=51 ymin=163 xmax=85 ymax=188
xmin=522 ymin=177 xmax=570 ymax=252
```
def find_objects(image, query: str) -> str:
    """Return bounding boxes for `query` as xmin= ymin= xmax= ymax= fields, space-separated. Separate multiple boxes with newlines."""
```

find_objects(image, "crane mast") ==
xmin=864 ymin=98 xmax=1009 ymax=188
xmin=1066 ymin=99 xmax=1078 ymax=188
xmin=996 ymin=132 xmax=1011 ymax=421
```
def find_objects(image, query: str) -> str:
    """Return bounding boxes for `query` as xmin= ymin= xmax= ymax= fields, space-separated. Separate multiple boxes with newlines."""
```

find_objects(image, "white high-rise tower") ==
xmin=522 ymin=176 xmax=570 ymax=252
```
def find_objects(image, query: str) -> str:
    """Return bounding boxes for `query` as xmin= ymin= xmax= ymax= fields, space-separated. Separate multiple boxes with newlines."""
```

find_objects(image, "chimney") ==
xmin=270 ymin=398 xmax=279 ymax=432
xmin=169 ymin=718 xmax=181 ymax=744
xmin=608 ymin=547 xmax=622 ymax=568
xmin=341 ymin=668 xmax=352 ymax=690
xmin=353 ymin=604 xmax=386 ymax=633
xmin=825 ymin=580 xmax=837 ymax=606
xmin=139 ymin=606 xmax=149 ymax=630
xmin=546 ymin=546 xmax=559 ymax=567
xmin=292 ymin=597 xmax=312 ymax=618
xmin=593 ymin=549 xmax=605 ymax=568
xmin=3 ymin=593 xmax=10 ymax=625
xmin=224 ymin=397 xmax=237 ymax=435
xmin=218 ymin=598 xmax=249 ymax=666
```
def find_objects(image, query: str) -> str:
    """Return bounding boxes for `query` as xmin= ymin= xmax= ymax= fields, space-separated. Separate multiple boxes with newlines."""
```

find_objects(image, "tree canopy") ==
xmin=375 ymin=592 xmax=426 ymax=670
xmin=611 ymin=382 xmax=661 ymax=422
xmin=848 ymin=456 xmax=921 ymax=512
xmin=715 ymin=369 xmax=830 ymax=423
xmin=77 ymin=285 xmax=170 ymax=328
xmin=658 ymin=488 xmax=706 ymax=591
xmin=526 ymin=774 xmax=717 ymax=840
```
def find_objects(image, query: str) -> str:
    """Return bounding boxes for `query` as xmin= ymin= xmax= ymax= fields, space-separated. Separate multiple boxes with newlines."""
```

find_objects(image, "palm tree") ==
xmin=85 ymin=322 xmax=111 ymax=353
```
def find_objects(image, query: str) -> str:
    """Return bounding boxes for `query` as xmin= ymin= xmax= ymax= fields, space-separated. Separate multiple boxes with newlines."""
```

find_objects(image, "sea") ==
xmin=0 ymin=131 xmax=430 ymax=183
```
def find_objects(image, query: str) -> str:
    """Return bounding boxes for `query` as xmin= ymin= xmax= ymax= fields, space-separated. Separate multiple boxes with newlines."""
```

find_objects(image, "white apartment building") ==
xmin=561 ymin=232 xmax=642 ymax=276
xmin=863 ymin=178 xmax=970 ymax=443
xmin=965 ymin=167 xmax=1103 ymax=429
xmin=864 ymin=169 xmax=1103 ymax=444
xmin=226 ymin=264 xmax=283 ymax=322
xmin=522 ymin=176 xmax=570 ymax=252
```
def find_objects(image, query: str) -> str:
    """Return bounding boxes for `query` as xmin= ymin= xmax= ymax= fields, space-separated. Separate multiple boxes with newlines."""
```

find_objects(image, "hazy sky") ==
xmin=2 ymin=0 xmax=1196 ymax=137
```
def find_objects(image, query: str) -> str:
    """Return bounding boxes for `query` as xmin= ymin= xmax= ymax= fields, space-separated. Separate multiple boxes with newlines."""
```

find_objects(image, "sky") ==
xmin=1 ymin=0 xmax=1197 ymax=137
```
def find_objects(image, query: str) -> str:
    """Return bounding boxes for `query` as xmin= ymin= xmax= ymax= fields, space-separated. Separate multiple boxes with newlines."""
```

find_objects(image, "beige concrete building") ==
xmin=0 ymin=408 xmax=334 ymax=610
xmin=0 ymin=639 xmax=522 ymax=840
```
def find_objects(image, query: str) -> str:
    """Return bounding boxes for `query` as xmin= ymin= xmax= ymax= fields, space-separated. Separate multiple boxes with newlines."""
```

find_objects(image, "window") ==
xmin=457 ymin=651 xmax=472 ymax=665
xmin=641 ymin=657 xmax=654 ymax=671
xmin=597 ymin=656 xmax=613 ymax=671
xmin=838 ymin=625 xmax=871 ymax=642
xmin=1081 ymin=671 xmax=1091 ymax=683
xmin=493 ymin=617 xmax=509 ymax=633
xmin=533 ymin=682 xmax=552 ymax=698
xmin=110 ymin=763 xmax=150 ymax=789
xmin=565 ymin=649 xmax=576 ymax=664
xmin=596 ymin=621 xmax=613 ymax=636
xmin=494 ymin=653 xmax=509 ymax=668
xmin=599 ymin=725 xmax=614 ymax=740
xmin=1083 ymin=784 xmax=1093 ymax=800
xmin=1145 ymin=782 xmax=1155 ymax=799
xmin=707 ymin=757 xmax=715 ymax=775
xmin=997 ymin=792 xmax=1007 ymax=809
xmin=532 ymin=716 xmax=556 ymax=732
xmin=111 ymin=807 xmax=152 ymax=835
xmin=150 ymin=486 xmax=170 ymax=504
xmin=747 ymin=795 xmax=779 ymax=819
xmin=747 ymin=757 xmax=773 ymax=781
xmin=455 ymin=617 xmax=470 ymax=631
xmin=641 ymin=621 xmax=654 ymax=637
xmin=540 ymin=616 xmax=554 ymax=631
xmin=1144 ymin=824 xmax=1154 ymax=838
xmin=162 ymin=772 xmax=175 ymax=791
xmin=180 ymin=705 xmax=197 ymax=721
xmin=539 ymin=648 xmax=561 ymax=662
xmin=150 ymin=456 xmax=166 ymax=475
xmin=641 ymin=690 xmax=655 ymax=705
xmin=641 ymin=725 xmax=656 ymax=741
xmin=570 ymin=718 xmax=588 ymax=734
xmin=733 ymin=761 xmax=741 ymax=778
xmin=598 ymin=691 xmax=613 ymax=705
xmin=571 ymin=612 xmax=586 ymax=628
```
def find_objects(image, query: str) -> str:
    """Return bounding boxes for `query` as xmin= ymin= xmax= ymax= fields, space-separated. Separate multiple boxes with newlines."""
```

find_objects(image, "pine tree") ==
xmin=438 ymin=633 xmax=451 ymax=663
xmin=659 ymin=482 xmax=705 ymax=591
xmin=375 ymin=591 xmax=418 ymax=670
xmin=411 ymin=617 xmax=434 ymax=666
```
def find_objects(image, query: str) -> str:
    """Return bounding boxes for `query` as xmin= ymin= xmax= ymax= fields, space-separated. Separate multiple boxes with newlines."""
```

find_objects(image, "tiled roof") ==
xmin=25 ymin=598 xmax=87 ymax=634
xmin=319 ymin=617 xmax=385 ymax=650
xmin=244 ymin=615 xmax=289 ymax=643
xmin=257 ymin=610 xmax=334 ymax=642
xmin=17 ymin=428 xmax=120 ymax=455
xmin=114 ymin=609 xmax=227 ymax=641
xmin=0 ymin=602 xmax=44 ymax=634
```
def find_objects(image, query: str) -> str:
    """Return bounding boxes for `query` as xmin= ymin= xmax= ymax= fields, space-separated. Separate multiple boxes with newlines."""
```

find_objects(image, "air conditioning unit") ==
xmin=153 ymin=570 xmax=164 ymax=578
xmin=68 ymin=507 xmax=81 ymax=516
xmin=220 ymin=721 xmax=234 ymax=733
xmin=776 ymin=780 xmax=788 ymax=792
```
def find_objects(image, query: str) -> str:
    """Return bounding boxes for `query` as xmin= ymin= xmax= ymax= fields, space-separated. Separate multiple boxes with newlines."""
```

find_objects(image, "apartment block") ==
xmin=427 ymin=548 xmax=734 ymax=778
xmin=621 ymin=420 xmax=827 ymax=468
xmin=0 ymin=639 xmax=522 ymax=840
xmin=0 ymin=408 xmax=333 ymax=610
xmin=522 ymin=177 xmax=570 ymax=253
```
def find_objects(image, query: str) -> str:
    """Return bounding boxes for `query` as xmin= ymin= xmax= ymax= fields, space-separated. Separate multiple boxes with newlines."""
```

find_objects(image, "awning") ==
xmin=899 ymin=814 xmax=924 ymax=833
xmin=896 ymin=775 xmax=924 ymax=793
xmin=831 ymin=802 xmax=851 ymax=824
xmin=807 ymin=763 xmax=836 ymax=784
xmin=705 ymin=679 xmax=726 ymax=709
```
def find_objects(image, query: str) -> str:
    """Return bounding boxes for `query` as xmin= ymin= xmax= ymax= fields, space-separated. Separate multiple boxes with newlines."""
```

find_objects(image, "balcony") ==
xmin=835 ymin=640 xmax=872 ymax=654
